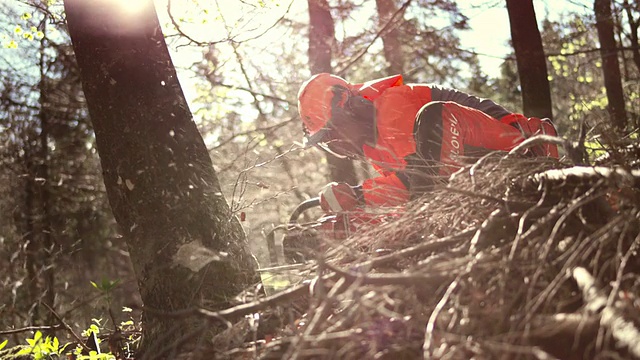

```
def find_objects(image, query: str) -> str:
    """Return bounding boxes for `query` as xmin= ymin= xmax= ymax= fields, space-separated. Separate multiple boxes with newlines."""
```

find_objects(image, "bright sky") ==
xmin=153 ymin=0 xmax=595 ymax=82
xmin=138 ymin=0 xmax=596 ymax=110
xmin=121 ymin=0 xmax=592 ymax=126
xmin=1 ymin=0 xmax=595 ymax=86
xmin=458 ymin=0 xmax=593 ymax=77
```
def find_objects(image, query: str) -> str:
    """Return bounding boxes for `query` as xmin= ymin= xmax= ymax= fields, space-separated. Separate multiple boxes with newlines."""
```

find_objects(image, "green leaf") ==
xmin=16 ymin=347 xmax=31 ymax=355
xmin=75 ymin=351 xmax=117 ymax=360
xmin=59 ymin=341 xmax=72 ymax=353
xmin=101 ymin=278 xmax=120 ymax=291
xmin=91 ymin=278 xmax=121 ymax=292
xmin=0 ymin=339 xmax=7 ymax=350
xmin=26 ymin=331 xmax=42 ymax=346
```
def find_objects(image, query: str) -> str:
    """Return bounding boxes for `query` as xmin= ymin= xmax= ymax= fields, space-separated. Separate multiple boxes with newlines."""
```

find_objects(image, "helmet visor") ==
xmin=303 ymin=85 xmax=371 ymax=158
xmin=305 ymin=122 xmax=365 ymax=159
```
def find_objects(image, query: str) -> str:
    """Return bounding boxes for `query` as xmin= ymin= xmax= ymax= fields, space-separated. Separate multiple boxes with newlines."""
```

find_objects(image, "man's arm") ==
xmin=360 ymin=173 xmax=410 ymax=206
xmin=317 ymin=174 xmax=409 ymax=213
xmin=428 ymin=84 xmax=512 ymax=120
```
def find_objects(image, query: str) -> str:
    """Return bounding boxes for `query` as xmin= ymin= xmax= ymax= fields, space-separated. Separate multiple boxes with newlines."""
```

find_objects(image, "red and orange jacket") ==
xmin=351 ymin=74 xmax=533 ymax=207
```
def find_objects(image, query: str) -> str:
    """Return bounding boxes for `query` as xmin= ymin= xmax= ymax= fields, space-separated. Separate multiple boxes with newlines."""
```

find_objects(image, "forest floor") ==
xmin=206 ymin=135 xmax=640 ymax=360
xmin=2 ymin=135 xmax=640 ymax=360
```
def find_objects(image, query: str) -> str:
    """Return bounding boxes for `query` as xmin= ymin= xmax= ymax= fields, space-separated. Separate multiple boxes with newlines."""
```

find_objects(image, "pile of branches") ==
xmin=202 ymin=135 xmax=640 ymax=360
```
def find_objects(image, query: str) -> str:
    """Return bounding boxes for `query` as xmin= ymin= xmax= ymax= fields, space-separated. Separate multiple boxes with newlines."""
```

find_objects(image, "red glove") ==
xmin=319 ymin=182 xmax=361 ymax=213
xmin=501 ymin=114 xmax=559 ymax=158
xmin=527 ymin=117 xmax=559 ymax=158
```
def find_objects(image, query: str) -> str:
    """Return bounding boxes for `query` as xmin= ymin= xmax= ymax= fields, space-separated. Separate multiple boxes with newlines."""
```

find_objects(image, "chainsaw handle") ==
xmin=265 ymin=197 xmax=321 ymax=266
xmin=265 ymin=224 xmax=286 ymax=266
xmin=288 ymin=197 xmax=321 ymax=225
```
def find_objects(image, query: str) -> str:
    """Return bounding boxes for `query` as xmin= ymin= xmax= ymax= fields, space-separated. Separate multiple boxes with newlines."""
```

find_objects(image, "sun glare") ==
xmin=107 ymin=0 xmax=150 ymax=16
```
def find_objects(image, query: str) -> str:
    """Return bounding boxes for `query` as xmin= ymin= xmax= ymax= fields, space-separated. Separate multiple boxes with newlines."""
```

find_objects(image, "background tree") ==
xmin=375 ymin=0 xmax=406 ymax=74
xmin=30 ymin=6 xmax=54 ymax=327
xmin=0 ymin=5 xmax=56 ymax=328
xmin=595 ymin=0 xmax=629 ymax=130
xmin=308 ymin=0 xmax=358 ymax=185
xmin=506 ymin=0 xmax=553 ymax=119
xmin=0 ymin=0 xmax=126 ymax=336
xmin=63 ymin=0 xmax=257 ymax=354
xmin=330 ymin=0 xmax=471 ymax=85
xmin=620 ymin=0 xmax=640 ymax=74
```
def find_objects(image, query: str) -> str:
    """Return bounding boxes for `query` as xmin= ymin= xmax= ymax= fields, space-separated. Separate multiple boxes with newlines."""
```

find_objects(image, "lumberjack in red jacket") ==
xmin=297 ymin=73 xmax=558 ymax=213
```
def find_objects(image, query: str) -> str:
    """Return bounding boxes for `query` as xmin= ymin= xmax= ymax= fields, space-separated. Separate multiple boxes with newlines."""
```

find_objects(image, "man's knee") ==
xmin=414 ymin=101 xmax=447 ymax=161
xmin=415 ymin=101 xmax=446 ymax=131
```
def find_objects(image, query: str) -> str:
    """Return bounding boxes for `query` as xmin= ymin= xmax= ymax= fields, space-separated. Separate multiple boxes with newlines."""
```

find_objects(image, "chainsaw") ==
xmin=265 ymin=196 xmax=386 ymax=265
xmin=265 ymin=197 xmax=325 ymax=266
xmin=258 ymin=197 xmax=397 ymax=294
xmin=258 ymin=197 xmax=354 ymax=295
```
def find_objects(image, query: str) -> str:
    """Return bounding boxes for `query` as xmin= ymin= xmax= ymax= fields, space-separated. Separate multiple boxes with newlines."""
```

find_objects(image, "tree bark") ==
xmin=37 ymin=15 xmax=55 ymax=327
xmin=308 ymin=0 xmax=358 ymax=185
xmin=622 ymin=0 xmax=640 ymax=74
xmin=595 ymin=0 xmax=628 ymax=130
xmin=506 ymin=0 xmax=553 ymax=119
xmin=376 ymin=0 xmax=405 ymax=75
xmin=23 ymin=14 xmax=56 ymax=327
xmin=63 ymin=0 xmax=257 ymax=355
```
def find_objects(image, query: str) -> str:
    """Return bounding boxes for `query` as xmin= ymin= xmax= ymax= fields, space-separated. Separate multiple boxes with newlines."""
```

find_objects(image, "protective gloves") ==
xmin=318 ymin=182 xmax=364 ymax=213
xmin=501 ymin=114 xmax=559 ymax=158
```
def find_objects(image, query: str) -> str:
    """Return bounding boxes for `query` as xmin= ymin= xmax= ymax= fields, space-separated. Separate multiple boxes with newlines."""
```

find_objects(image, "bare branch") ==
xmin=335 ymin=0 xmax=412 ymax=75
xmin=0 ymin=324 xmax=64 ymax=335
xmin=42 ymin=302 xmax=91 ymax=353
xmin=572 ymin=267 xmax=640 ymax=358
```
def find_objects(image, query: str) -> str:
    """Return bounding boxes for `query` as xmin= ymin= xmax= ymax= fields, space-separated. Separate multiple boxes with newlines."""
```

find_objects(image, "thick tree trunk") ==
xmin=308 ymin=0 xmax=358 ymax=185
xmin=376 ymin=0 xmax=405 ymax=75
xmin=595 ymin=0 xmax=628 ymax=130
xmin=63 ymin=0 xmax=257 ymax=355
xmin=506 ymin=0 xmax=553 ymax=119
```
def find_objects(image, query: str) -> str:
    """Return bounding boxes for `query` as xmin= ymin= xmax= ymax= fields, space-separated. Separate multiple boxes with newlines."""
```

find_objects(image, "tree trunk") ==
xmin=63 ymin=0 xmax=257 ymax=355
xmin=595 ymin=0 xmax=629 ymax=130
xmin=622 ymin=0 xmax=640 ymax=74
xmin=24 ymin=152 xmax=40 ymax=324
xmin=376 ymin=0 xmax=405 ymax=75
xmin=37 ymin=15 xmax=55 ymax=327
xmin=23 ymin=15 xmax=56 ymax=327
xmin=308 ymin=0 xmax=358 ymax=185
xmin=506 ymin=0 xmax=553 ymax=119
